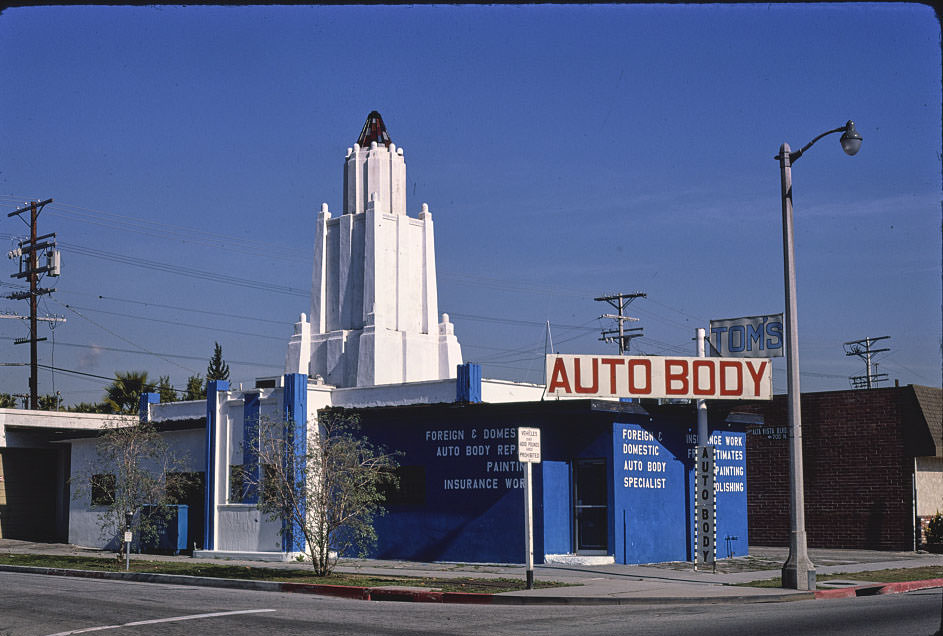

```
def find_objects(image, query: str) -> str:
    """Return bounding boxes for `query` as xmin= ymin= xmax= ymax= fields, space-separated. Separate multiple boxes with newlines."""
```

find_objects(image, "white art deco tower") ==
xmin=285 ymin=112 xmax=463 ymax=387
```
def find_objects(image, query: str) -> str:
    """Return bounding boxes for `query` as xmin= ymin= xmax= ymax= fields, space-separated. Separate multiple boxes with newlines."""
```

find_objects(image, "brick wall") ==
xmin=743 ymin=387 xmax=916 ymax=551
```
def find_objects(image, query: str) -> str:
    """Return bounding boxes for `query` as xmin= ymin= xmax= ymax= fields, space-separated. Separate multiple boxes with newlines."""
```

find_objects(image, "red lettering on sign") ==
xmin=600 ymin=358 xmax=624 ymax=394
xmin=746 ymin=360 xmax=768 ymax=396
xmin=692 ymin=360 xmax=715 ymax=396
xmin=665 ymin=359 xmax=688 ymax=395
xmin=547 ymin=357 xmax=571 ymax=393
xmin=719 ymin=361 xmax=742 ymax=396
xmin=628 ymin=359 xmax=651 ymax=394
xmin=574 ymin=357 xmax=599 ymax=394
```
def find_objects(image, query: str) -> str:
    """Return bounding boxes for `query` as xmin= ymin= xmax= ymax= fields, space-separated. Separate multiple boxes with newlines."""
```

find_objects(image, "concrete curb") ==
xmin=0 ymin=564 xmax=937 ymax=606
xmin=814 ymin=578 xmax=943 ymax=600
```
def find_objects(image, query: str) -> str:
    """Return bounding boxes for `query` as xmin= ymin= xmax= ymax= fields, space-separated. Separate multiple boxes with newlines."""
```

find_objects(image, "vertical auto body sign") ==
xmin=695 ymin=445 xmax=716 ymax=566
xmin=709 ymin=314 xmax=783 ymax=358
xmin=545 ymin=354 xmax=772 ymax=400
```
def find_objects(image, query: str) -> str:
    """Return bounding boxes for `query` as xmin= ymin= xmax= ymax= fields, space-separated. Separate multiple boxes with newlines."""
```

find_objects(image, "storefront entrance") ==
xmin=573 ymin=459 xmax=607 ymax=553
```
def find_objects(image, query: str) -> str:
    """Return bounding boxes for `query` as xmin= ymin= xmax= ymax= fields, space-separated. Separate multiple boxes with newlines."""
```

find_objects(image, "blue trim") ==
xmin=282 ymin=373 xmax=307 ymax=553
xmin=242 ymin=392 xmax=261 ymax=504
xmin=204 ymin=380 xmax=229 ymax=551
xmin=456 ymin=363 xmax=482 ymax=403
xmin=139 ymin=392 xmax=160 ymax=423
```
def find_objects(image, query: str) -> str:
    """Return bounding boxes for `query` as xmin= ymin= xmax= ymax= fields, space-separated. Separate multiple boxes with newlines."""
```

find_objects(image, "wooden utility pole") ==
xmin=7 ymin=198 xmax=58 ymax=409
xmin=595 ymin=292 xmax=646 ymax=354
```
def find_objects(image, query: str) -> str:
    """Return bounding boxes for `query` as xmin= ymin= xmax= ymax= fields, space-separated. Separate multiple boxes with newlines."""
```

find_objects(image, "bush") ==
xmin=927 ymin=512 xmax=943 ymax=545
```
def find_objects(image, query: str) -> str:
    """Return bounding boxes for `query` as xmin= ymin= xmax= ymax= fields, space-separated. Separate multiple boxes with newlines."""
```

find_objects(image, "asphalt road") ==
xmin=1 ymin=571 xmax=940 ymax=636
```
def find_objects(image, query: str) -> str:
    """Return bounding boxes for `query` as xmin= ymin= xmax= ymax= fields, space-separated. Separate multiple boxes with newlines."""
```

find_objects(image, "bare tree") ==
xmin=74 ymin=419 xmax=189 ymax=555
xmin=249 ymin=408 xmax=398 ymax=576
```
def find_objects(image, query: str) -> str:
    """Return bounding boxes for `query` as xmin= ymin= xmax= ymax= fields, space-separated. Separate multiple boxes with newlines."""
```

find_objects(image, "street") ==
xmin=0 ymin=571 xmax=939 ymax=636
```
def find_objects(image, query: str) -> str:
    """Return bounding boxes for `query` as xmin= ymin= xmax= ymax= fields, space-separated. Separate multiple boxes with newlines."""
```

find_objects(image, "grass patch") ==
xmin=736 ymin=566 xmax=943 ymax=589
xmin=0 ymin=553 xmax=570 ymax=594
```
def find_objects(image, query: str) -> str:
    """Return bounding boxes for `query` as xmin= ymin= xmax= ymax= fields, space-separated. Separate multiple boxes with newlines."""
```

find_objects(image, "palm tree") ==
xmin=104 ymin=371 xmax=155 ymax=415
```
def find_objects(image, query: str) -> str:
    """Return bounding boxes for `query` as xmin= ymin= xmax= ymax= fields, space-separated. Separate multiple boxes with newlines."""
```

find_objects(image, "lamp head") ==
xmin=840 ymin=120 xmax=862 ymax=156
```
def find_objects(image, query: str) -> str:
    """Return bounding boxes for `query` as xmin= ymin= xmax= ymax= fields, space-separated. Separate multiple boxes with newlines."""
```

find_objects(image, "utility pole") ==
xmin=7 ymin=198 xmax=60 ymax=409
xmin=595 ymin=292 xmax=646 ymax=354
xmin=843 ymin=336 xmax=890 ymax=389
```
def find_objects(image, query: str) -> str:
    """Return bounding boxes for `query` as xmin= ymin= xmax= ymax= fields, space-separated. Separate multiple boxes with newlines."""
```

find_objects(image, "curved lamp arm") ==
xmin=775 ymin=120 xmax=862 ymax=163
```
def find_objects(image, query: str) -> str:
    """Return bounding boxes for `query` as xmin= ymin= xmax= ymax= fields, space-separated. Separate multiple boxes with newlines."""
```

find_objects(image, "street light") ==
xmin=776 ymin=120 xmax=861 ymax=591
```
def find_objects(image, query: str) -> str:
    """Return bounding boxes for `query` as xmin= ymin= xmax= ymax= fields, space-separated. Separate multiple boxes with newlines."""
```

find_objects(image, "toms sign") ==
xmin=709 ymin=314 xmax=784 ymax=358
xmin=545 ymin=354 xmax=772 ymax=400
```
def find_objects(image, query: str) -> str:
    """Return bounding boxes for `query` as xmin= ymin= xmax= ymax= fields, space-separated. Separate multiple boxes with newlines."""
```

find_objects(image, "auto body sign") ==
xmin=709 ymin=314 xmax=783 ymax=358
xmin=545 ymin=354 xmax=772 ymax=400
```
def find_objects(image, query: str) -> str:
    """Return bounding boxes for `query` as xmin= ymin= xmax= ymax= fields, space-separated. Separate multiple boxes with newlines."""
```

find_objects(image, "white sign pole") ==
xmin=517 ymin=427 xmax=541 ymax=590
xmin=524 ymin=461 xmax=534 ymax=589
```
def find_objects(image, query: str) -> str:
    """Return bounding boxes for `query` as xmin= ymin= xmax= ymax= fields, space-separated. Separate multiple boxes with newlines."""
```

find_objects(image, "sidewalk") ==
xmin=1 ymin=539 xmax=941 ymax=605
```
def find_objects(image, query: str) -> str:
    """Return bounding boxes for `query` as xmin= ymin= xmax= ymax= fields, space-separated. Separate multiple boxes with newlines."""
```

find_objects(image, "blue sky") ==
xmin=1 ymin=4 xmax=939 ymax=406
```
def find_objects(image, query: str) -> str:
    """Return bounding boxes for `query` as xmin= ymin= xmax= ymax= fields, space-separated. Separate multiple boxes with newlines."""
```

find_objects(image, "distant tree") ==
xmin=104 ymin=371 xmax=155 ymax=415
xmin=73 ymin=419 xmax=190 ymax=555
xmin=248 ymin=408 xmax=398 ymax=576
xmin=0 ymin=393 xmax=17 ymax=408
xmin=184 ymin=374 xmax=206 ymax=401
xmin=69 ymin=401 xmax=111 ymax=414
xmin=157 ymin=376 xmax=177 ymax=403
xmin=206 ymin=342 xmax=230 ymax=382
xmin=37 ymin=393 xmax=61 ymax=411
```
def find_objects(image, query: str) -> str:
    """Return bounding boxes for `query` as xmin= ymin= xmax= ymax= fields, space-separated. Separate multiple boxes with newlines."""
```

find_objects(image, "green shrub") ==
xmin=927 ymin=512 xmax=943 ymax=544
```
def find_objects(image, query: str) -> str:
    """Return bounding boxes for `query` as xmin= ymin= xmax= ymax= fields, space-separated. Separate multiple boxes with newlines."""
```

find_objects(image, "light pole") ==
xmin=777 ymin=120 xmax=861 ymax=591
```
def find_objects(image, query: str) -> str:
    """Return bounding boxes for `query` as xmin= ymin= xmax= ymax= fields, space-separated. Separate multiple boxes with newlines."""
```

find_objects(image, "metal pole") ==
xmin=779 ymin=143 xmax=815 ymax=591
xmin=524 ymin=461 xmax=534 ymax=589
xmin=696 ymin=328 xmax=708 ymax=446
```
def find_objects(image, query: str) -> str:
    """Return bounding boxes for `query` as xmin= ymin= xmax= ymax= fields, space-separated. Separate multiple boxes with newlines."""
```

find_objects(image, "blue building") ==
xmin=349 ymin=396 xmax=754 ymax=565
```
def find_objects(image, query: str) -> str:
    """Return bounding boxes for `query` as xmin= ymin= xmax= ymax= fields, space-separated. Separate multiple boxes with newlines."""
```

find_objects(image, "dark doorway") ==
xmin=573 ymin=459 xmax=608 ymax=553
xmin=168 ymin=472 xmax=204 ymax=553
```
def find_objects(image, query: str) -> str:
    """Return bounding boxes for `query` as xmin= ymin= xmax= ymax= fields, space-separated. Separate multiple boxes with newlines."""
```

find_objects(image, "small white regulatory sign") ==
xmin=517 ymin=427 xmax=541 ymax=463
xmin=124 ymin=530 xmax=133 ymax=543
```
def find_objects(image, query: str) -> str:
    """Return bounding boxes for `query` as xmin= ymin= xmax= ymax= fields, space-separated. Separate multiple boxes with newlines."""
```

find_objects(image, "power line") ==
xmin=0 ymin=335 xmax=283 ymax=369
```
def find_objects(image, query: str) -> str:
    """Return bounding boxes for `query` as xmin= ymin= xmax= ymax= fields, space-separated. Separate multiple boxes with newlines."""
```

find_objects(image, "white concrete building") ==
xmin=285 ymin=111 xmax=463 ymax=388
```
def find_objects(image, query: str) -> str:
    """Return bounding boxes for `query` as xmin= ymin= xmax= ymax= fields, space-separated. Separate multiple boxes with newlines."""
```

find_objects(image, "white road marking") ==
xmin=44 ymin=608 xmax=277 ymax=635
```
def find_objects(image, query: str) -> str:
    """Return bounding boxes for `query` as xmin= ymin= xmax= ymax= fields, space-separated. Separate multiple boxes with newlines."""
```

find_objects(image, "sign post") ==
xmin=518 ymin=427 xmax=541 ymax=590
xmin=695 ymin=445 xmax=716 ymax=572
xmin=124 ymin=511 xmax=134 ymax=571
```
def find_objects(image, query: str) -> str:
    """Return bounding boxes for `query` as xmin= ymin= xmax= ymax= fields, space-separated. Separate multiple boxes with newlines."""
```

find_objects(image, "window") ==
xmin=229 ymin=465 xmax=245 ymax=503
xmin=90 ymin=473 xmax=115 ymax=507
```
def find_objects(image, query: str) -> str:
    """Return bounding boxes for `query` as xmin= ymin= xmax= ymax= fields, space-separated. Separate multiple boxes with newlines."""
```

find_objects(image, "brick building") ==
xmin=743 ymin=384 xmax=941 ymax=551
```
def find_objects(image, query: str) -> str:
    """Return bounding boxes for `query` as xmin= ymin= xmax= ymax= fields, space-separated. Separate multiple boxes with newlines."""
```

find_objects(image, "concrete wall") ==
xmin=67 ymin=428 xmax=205 ymax=550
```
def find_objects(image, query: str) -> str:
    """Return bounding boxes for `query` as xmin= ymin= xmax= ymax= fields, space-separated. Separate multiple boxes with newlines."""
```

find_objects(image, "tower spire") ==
xmin=357 ymin=110 xmax=392 ymax=148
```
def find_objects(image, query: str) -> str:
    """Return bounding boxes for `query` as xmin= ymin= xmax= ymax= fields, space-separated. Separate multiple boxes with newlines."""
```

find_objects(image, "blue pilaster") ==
xmin=139 ymin=392 xmax=160 ymax=423
xmin=282 ymin=373 xmax=307 ymax=553
xmin=456 ymin=363 xmax=482 ymax=403
xmin=242 ymin=391 xmax=261 ymax=504
xmin=204 ymin=380 xmax=229 ymax=551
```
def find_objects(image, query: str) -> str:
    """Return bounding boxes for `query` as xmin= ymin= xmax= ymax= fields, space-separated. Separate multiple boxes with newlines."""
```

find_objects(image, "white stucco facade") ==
xmin=286 ymin=112 xmax=462 ymax=387
xmin=66 ymin=428 xmax=205 ymax=550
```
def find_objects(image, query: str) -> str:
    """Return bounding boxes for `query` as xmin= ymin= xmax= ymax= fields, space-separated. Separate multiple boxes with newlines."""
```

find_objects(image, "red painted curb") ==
xmin=878 ymin=578 xmax=943 ymax=595
xmin=814 ymin=587 xmax=858 ymax=599
xmin=815 ymin=578 xmax=943 ymax=600
xmin=369 ymin=588 xmax=444 ymax=603
xmin=277 ymin=581 xmax=496 ymax=604
xmin=280 ymin=582 xmax=370 ymax=600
